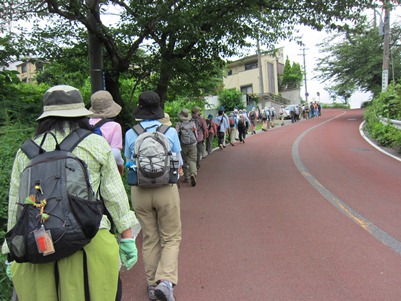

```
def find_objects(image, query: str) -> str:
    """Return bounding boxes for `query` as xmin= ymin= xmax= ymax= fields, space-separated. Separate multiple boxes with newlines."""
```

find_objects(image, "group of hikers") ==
xmin=174 ymin=101 xmax=322 ymax=189
xmin=3 ymin=84 xmax=322 ymax=301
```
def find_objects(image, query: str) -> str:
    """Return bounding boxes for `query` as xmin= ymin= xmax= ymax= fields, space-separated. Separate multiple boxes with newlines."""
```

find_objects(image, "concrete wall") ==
xmin=280 ymin=88 xmax=301 ymax=105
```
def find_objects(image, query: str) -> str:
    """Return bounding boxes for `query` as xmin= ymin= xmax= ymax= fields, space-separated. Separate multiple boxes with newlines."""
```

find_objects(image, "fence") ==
xmin=380 ymin=117 xmax=401 ymax=130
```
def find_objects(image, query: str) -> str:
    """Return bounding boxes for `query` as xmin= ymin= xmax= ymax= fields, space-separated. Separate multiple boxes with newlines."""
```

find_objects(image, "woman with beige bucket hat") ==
xmin=89 ymin=90 xmax=125 ymax=174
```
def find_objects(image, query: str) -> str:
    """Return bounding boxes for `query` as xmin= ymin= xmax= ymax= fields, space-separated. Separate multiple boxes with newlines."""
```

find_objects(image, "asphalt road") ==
xmin=121 ymin=109 xmax=401 ymax=301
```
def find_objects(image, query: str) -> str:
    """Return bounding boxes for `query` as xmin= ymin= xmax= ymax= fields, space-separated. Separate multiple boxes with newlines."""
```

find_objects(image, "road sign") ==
xmin=382 ymin=70 xmax=388 ymax=92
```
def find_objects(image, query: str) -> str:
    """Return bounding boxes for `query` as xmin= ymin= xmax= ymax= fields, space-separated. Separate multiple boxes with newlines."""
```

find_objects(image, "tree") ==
xmin=281 ymin=57 xmax=303 ymax=89
xmin=2 ymin=0 xmax=377 ymax=108
xmin=218 ymin=88 xmax=245 ymax=112
xmin=281 ymin=57 xmax=293 ymax=89
xmin=315 ymin=16 xmax=401 ymax=99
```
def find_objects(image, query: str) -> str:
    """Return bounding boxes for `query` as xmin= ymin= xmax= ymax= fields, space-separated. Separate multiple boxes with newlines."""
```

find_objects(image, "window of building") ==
xmin=35 ymin=62 xmax=44 ymax=72
xmin=244 ymin=61 xmax=258 ymax=70
xmin=267 ymin=62 xmax=276 ymax=93
xmin=240 ymin=85 xmax=253 ymax=94
xmin=21 ymin=63 xmax=27 ymax=73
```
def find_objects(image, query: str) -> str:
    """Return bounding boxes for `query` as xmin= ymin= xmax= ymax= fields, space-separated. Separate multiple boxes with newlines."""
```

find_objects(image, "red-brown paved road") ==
xmin=121 ymin=109 xmax=401 ymax=301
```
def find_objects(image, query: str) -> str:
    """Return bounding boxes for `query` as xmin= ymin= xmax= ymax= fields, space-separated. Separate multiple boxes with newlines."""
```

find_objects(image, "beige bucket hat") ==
xmin=178 ymin=108 xmax=191 ymax=121
xmin=89 ymin=90 xmax=122 ymax=118
xmin=158 ymin=112 xmax=172 ymax=126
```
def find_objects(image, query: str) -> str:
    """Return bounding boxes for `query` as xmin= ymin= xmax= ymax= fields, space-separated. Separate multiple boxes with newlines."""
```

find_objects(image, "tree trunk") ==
xmin=104 ymin=70 xmax=122 ymax=107
xmin=156 ymin=59 xmax=171 ymax=109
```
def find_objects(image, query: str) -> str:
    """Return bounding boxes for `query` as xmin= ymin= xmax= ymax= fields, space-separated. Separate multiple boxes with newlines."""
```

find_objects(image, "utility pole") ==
xmin=382 ymin=0 xmax=390 ymax=92
xmin=302 ymin=48 xmax=308 ymax=102
xmin=87 ymin=0 xmax=105 ymax=94
xmin=257 ymin=33 xmax=264 ymax=95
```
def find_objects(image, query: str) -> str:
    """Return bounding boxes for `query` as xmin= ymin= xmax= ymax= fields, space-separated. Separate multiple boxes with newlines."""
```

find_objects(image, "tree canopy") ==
xmin=1 ymin=0 xmax=379 ymax=107
xmin=315 ymin=9 xmax=401 ymax=100
xmin=281 ymin=56 xmax=303 ymax=89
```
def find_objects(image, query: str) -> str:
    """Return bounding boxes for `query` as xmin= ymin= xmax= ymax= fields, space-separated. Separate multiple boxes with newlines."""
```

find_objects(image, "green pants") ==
xmin=11 ymin=229 xmax=120 ymax=301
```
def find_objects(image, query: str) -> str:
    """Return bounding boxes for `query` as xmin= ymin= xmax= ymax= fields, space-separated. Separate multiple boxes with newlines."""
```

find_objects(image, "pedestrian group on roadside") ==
xmin=3 ymin=84 xmax=322 ymax=301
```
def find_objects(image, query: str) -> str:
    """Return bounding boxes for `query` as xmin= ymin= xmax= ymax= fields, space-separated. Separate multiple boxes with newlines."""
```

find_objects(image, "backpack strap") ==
xmin=20 ymin=139 xmax=42 ymax=160
xmin=93 ymin=118 xmax=112 ymax=128
xmin=20 ymin=131 xmax=60 ymax=159
xmin=133 ymin=123 xmax=170 ymax=135
xmin=157 ymin=124 xmax=170 ymax=135
xmin=132 ymin=124 xmax=145 ymax=135
xmin=59 ymin=128 xmax=93 ymax=152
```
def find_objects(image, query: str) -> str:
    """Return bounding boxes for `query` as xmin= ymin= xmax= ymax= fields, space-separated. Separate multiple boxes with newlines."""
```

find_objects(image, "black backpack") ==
xmin=6 ymin=129 xmax=104 ymax=264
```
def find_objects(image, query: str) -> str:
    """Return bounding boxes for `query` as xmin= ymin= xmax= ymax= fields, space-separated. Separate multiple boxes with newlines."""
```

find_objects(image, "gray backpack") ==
xmin=133 ymin=123 xmax=179 ymax=187
xmin=179 ymin=121 xmax=197 ymax=145
xmin=6 ymin=129 xmax=104 ymax=264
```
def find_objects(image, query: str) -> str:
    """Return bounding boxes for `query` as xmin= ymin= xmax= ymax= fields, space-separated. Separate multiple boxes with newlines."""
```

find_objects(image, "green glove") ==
xmin=119 ymin=238 xmax=138 ymax=270
xmin=5 ymin=260 xmax=12 ymax=281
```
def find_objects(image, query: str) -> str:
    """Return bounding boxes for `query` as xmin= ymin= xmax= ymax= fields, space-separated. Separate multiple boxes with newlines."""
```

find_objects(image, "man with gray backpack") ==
xmin=125 ymin=91 xmax=182 ymax=301
xmin=176 ymin=108 xmax=198 ymax=187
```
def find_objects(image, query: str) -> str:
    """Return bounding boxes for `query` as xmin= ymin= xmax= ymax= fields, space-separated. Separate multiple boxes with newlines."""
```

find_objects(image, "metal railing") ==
xmin=380 ymin=117 xmax=401 ymax=130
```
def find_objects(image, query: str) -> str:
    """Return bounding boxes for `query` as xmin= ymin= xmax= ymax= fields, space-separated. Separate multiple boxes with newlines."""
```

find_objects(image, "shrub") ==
xmin=364 ymin=82 xmax=401 ymax=151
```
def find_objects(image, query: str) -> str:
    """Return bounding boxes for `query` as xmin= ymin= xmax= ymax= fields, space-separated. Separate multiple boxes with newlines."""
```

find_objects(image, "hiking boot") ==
xmin=190 ymin=174 xmax=196 ymax=187
xmin=154 ymin=281 xmax=175 ymax=301
xmin=148 ymin=285 xmax=157 ymax=301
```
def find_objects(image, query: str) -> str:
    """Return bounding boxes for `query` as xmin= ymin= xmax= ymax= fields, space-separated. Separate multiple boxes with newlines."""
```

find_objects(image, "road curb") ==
xmin=359 ymin=120 xmax=401 ymax=163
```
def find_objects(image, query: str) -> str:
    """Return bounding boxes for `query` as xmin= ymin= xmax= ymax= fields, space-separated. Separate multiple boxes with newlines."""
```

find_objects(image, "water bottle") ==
xmin=126 ymin=161 xmax=138 ymax=186
xmin=169 ymin=152 xmax=179 ymax=183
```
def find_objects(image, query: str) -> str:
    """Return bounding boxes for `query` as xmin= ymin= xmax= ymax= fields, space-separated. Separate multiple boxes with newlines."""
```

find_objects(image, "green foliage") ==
xmin=0 ymin=124 xmax=34 ymax=300
xmin=281 ymin=57 xmax=303 ymax=89
xmin=164 ymin=97 xmax=206 ymax=126
xmin=3 ymin=0 xmax=377 ymax=107
xmin=0 ymin=82 xmax=47 ymax=126
xmin=217 ymin=89 xmax=245 ymax=112
xmin=0 ymin=79 xmax=43 ymax=298
xmin=316 ymin=20 xmax=401 ymax=99
xmin=321 ymin=102 xmax=351 ymax=109
xmin=369 ymin=122 xmax=401 ymax=148
xmin=364 ymin=82 xmax=401 ymax=150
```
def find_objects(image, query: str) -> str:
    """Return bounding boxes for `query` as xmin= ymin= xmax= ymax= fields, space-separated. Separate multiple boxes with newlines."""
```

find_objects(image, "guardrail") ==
xmin=380 ymin=117 xmax=401 ymax=130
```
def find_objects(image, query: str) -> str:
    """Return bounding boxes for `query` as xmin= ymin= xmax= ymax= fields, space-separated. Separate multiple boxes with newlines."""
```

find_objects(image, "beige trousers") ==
xmin=131 ymin=184 xmax=182 ymax=285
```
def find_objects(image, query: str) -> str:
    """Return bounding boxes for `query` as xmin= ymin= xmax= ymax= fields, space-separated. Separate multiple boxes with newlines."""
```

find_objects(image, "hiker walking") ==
xmin=176 ymin=108 xmax=198 ymax=187
xmin=205 ymin=114 xmax=217 ymax=155
xmin=3 ymin=85 xmax=138 ymax=301
xmin=124 ymin=91 xmax=182 ymax=301
xmin=191 ymin=106 xmax=208 ymax=171
xmin=215 ymin=109 xmax=229 ymax=150
xmin=89 ymin=90 xmax=125 ymax=174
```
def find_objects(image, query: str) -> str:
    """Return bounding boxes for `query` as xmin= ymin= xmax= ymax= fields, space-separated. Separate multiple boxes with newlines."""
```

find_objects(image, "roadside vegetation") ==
xmin=363 ymin=83 xmax=401 ymax=153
